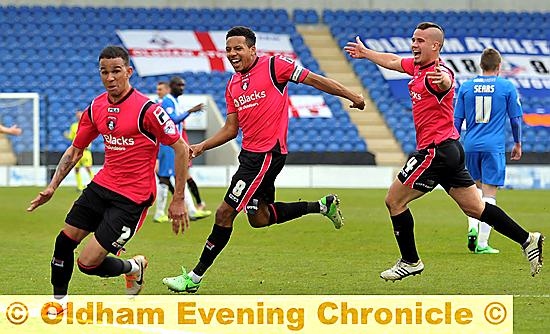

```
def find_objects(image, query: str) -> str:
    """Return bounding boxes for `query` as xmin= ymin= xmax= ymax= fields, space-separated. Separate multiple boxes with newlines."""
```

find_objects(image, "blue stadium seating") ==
xmin=0 ymin=5 xmax=366 ymax=155
xmin=323 ymin=9 xmax=549 ymax=154
xmin=2 ymin=7 xmax=547 ymax=157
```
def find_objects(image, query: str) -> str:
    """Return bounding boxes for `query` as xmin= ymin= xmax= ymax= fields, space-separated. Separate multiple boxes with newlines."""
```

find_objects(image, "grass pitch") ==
xmin=1 ymin=186 xmax=548 ymax=333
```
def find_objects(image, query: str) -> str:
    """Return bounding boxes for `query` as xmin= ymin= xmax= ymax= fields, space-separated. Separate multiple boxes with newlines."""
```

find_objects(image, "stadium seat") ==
xmin=2 ymin=6 xmax=544 ymax=156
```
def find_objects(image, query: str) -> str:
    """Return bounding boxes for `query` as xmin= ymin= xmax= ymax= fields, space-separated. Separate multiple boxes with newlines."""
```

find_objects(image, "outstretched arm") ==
xmin=302 ymin=72 xmax=365 ymax=110
xmin=190 ymin=113 xmax=239 ymax=158
xmin=344 ymin=36 xmax=404 ymax=72
xmin=27 ymin=145 xmax=84 ymax=211
xmin=170 ymin=103 xmax=205 ymax=124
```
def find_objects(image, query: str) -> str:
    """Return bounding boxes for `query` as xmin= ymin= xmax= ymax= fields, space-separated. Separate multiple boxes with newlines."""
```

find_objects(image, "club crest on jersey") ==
xmin=107 ymin=116 xmax=117 ymax=131
xmin=241 ymin=76 xmax=250 ymax=90
xmin=108 ymin=107 xmax=120 ymax=113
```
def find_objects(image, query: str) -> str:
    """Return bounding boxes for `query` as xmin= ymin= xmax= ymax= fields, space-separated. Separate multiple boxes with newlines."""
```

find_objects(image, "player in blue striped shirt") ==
xmin=454 ymin=47 xmax=523 ymax=254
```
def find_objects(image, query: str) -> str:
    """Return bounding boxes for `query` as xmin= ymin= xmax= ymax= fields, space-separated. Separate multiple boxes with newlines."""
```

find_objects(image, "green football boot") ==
xmin=162 ymin=267 xmax=201 ymax=293
xmin=320 ymin=194 xmax=344 ymax=229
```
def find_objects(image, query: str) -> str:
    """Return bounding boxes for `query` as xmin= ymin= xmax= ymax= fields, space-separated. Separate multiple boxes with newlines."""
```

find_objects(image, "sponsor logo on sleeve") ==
xmin=163 ymin=120 xmax=176 ymax=135
xmin=153 ymin=106 xmax=169 ymax=125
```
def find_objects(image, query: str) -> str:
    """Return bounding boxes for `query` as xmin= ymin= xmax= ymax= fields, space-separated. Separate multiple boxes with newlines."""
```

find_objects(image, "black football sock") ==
xmin=267 ymin=202 xmax=309 ymax=225
xmin=187 ymin=178 xmax=202 ymax=204
xmin=480 ymin=203 xmax=530 ymax=245
xmin=77 ymin=256 xmax=132 ymax=277
xmin=307 ymin=201 xmax=321 ymax=213
xmin=194 ymin=224 xmax=233 ymax=276
xmin=51 ymin=231 xmax=80 ymax=297
xmin=390 ymin=209 xmax=420 ymax=263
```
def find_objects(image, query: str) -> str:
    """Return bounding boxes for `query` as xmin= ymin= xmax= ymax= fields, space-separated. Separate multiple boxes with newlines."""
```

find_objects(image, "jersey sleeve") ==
xmin=162 ymin=98 xmax=177 ymax=119
xmin=401 ymin=58 xmax=415 ymax=76
xmin=506 ymin=82 xmax=523 ymax=118
xmin=225 ymin=80 xmax=237 ymax=115
xmin=143 ymin=104 xmax=181 ymax=146
xmin=273 ymin=55 xmax=310 ymax=84
xmin=72 ymin=107 xmax=99 ymax=149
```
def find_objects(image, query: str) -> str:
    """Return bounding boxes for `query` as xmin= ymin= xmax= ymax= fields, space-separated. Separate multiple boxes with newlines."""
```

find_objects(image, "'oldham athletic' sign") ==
xmin=364 ymin=36 xmax=549 ymax=99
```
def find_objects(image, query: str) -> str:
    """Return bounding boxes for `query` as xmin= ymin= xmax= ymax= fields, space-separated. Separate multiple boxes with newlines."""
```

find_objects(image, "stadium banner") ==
xmin=523 ymin=107 xmax=550 ymax=127
xmin=363 ymin=36 xmax=549 ymax=99
xmin=289 ymin=95 xmax=333 ymax=118
xmin=0 ymin=295 xmax=512 ymax=334
xmin=116 ymin=30 xmax=298 ymax=76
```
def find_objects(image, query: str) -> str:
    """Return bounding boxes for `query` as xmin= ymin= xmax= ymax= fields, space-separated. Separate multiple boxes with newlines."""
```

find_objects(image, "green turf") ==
xmin=1 ymin=186 xmax=548 ymax=333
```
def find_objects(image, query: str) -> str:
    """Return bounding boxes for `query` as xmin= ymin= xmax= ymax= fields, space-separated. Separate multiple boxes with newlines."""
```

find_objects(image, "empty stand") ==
xmin=0 ymin=5 xmax=367 ymax=157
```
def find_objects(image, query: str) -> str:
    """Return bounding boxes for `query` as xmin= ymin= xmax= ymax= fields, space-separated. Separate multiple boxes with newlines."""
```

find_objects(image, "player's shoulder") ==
xmin=162 ymin=94 xmax=177 ymax=107
xmin=92 ymin=91 xmax=109 ymax=102
xmin=495 ymin=76 xmax=516 ymax=89
xmin=458 ymin=78 xmax=475 ymax=92
xmin=132 ymin=88 xmax=153 ymax=102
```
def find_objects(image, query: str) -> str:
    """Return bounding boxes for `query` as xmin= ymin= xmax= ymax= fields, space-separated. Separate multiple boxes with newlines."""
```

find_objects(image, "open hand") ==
xmin=344 ymin=36 xmax=368 ymax=59
xmin=27 ymin=187 xmax=55 ymax=212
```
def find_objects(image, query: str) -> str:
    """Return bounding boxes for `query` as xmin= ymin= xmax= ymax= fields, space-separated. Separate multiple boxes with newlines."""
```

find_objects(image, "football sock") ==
xmin=480 ymin=203 xmax=529 ymax=245
xmin=77 ymin=257 xmax=132 ymax=277
xmin=128 ymin=258 xmax=140 ymax=274
xmin=267 ymin=202 xmax=309 ymax=225
xmin=194 ymin=224 xmax=233 ymax=276
xmin=154 ymin=183 xmax=169 ymax=218
xmin=188 ymin=271 xmax=203 ymax=284
xmin=478 ymin=196 xmax=496 ymax=248
xmin=467 ymin=217 xmax=479 ymax=233
xmin=87 ymin=169 xmax=94 ymax=179
xmin=307 ymin=201 xmax=321 ymax=213
xmin=187 ymin=178 xmax=202 ymax=204
xmin=390 ymin=209 xmax=420 ymax=263
xmin=51 ymin=231 xmax=80 ymax=297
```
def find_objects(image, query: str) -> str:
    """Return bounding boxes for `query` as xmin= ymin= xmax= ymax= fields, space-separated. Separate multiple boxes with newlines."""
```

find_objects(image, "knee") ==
xmin=384 ymin=194 xmax=399 ymax=211
xmin=215 ymin=205 xmax=235 ymax=228
xmin=248 ymin=216 xmax=266 ymax=228
xmin=248 ymin=205 xmax=271 ymax=228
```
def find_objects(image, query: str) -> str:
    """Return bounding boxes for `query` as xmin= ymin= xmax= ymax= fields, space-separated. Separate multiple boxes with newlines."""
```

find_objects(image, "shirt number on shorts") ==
xmin=403 ymin=156 xmax=418 ymax=174
xmin=116 ymin=226 xmax=132 ymax=246
xmin=232 ymin=180 xmax=247 ymax=197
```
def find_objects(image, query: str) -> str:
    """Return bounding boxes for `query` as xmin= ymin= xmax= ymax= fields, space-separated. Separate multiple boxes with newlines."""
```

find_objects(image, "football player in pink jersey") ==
xmin=345 ymin=22 xmax=543 ymax=281
xmin=28 ymin=46 xmax=190 ymax=312
xmin=162 ymin=26 xmax=365 ymax=293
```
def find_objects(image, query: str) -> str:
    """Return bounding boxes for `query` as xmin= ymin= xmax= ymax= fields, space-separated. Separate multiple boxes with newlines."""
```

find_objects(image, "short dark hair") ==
xmin=169 ymin=76 xmax=184 ymax=85
xmin=416 ymin=22 xmax=445 ymax=48
xmin=157 ymin=81 xmax=168 ymax=86
xmin=226 ymin=26 xmax=256 ymax=47
xmin=99 ymin=45 xmax=130 ymax=66
xmin=480 ymin=48 xmax=502 ymax=72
